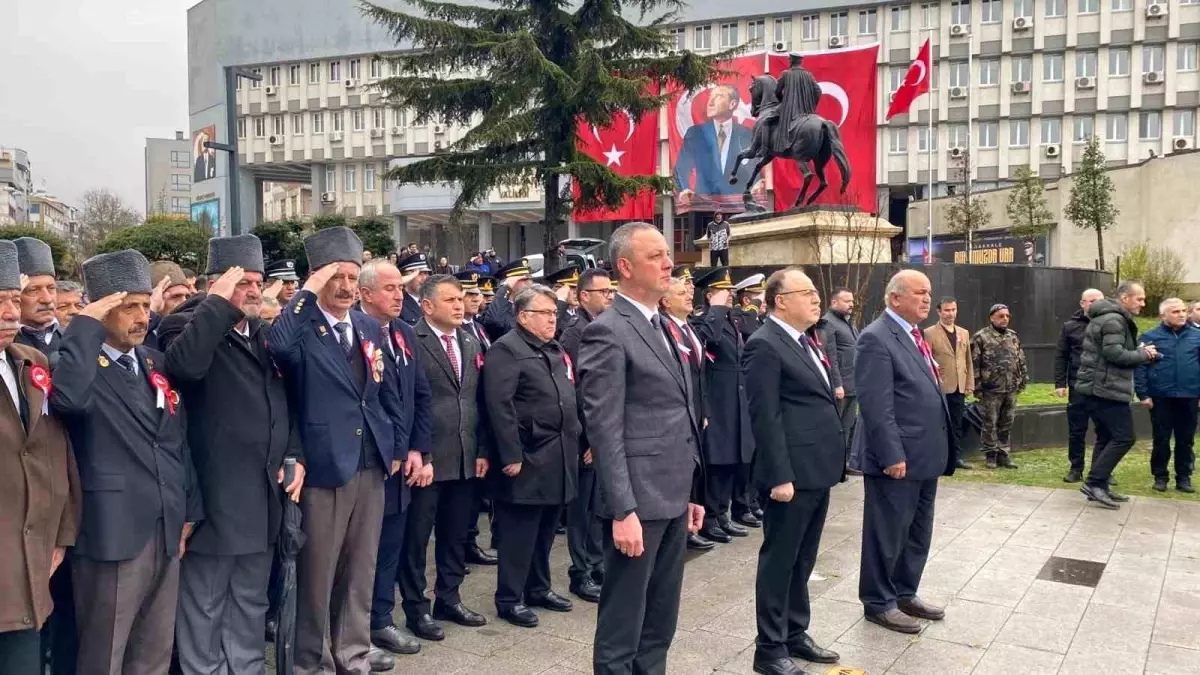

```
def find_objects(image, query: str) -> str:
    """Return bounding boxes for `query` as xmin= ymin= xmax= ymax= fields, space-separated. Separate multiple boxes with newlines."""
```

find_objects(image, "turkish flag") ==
xmin=887 ymin=39 xmax=932 ymax=120
xmin=572 ymin=111 xmax=658 ymax=222
xmin=769 ymin=45 xmax=879 ymax=214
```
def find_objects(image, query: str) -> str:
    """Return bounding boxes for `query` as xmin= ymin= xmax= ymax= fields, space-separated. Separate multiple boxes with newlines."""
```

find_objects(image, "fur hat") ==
xmin=304 ymin=227 xmax=363 ymax=270
xmin=13 ymin=237 xmax=54 ymax=277
xmin=0 ymin=241 xmax=20 ymax=290
xmin=83 ymin=250 xmax=153 ymax=300
xmin=206 ymin=234 xmax=265 ymax=275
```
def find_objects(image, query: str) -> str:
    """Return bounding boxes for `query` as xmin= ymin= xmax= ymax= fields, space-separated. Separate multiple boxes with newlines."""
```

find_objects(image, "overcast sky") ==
xmin=4 ymin=0 xmax=196 ymax=214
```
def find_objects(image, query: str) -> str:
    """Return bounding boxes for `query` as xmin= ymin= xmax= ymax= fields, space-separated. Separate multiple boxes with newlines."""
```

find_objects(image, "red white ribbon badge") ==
xmin=475 ymin=352 xmax=484 ymax=371
xmin=149 ymin=372 xmax=176 ymax=415
xmin=29 ymin=364 xmax=51 ymax=415
xmin=563 ymin=352 xmax=575 ymax=382
xmin=393 ymin=331 xmax=411 ymax=365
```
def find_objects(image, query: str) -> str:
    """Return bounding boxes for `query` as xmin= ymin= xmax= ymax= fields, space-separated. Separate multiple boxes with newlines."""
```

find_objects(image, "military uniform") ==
xmin=970 ymin=325 xmax=1029 ymax=468
xmin=544 ymin=266 xmax=581 ymax=341
xmin=397 ymin=253 xmax=433 ymax=326
xmin=478 ymin=258 xmax=531 ymax=340
xmin=733 ymin=273 xmax=766 ymax=342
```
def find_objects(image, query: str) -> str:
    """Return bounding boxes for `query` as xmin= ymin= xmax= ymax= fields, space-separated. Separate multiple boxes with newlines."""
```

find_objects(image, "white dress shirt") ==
xmin=619 ymin=293 xmax=672 ymax=351
xmin=101 ymin=343 xmax=139 ymax=376
xmin=669 ymin=315 xmax=703 ymax=359
xmin=430 ymin=323 xmax=462 ymax=380
xmin=0 ymin=352 xmax=19 ymax=415
xmin=770 ymin=315 xmax=830 ymax=388
xmin=885 ymin=308 xmax=919 ymax=348
xmin=319 ymin=305 xmax=354 ymax=350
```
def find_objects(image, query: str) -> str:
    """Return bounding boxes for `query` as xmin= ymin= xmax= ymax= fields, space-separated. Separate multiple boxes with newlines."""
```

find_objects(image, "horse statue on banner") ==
xmin=729 ymin=74 xmax=853 ymax=212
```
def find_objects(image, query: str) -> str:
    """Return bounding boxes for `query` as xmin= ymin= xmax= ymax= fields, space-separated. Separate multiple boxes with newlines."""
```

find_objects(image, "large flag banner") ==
xmin=769 ymin=44 xmax=879 ymax=214
xmin=667 ymin=53 xmax=772 ymax=215
xmin=572 ymin=111 xmax=659 ymax=222
xmin=887 ymin=39 xmax=932 ymax=120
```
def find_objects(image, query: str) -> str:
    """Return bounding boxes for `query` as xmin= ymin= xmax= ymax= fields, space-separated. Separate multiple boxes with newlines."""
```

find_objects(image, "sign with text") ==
xmin=908 ymin=232 xmax=1048 ymax=266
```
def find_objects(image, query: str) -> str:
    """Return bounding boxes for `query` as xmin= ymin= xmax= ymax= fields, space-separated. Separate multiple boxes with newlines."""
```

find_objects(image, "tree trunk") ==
xmin=542 ymin=171 xmax=561 ymax=269
xmin=1095 ymin=225 xmax=1106 ymax=270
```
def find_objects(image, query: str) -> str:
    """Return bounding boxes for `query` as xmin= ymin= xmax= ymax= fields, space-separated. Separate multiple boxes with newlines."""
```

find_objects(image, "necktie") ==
xmin=116 ymin=354 xmax=137 ymax=376
xmin=717 ymin=124 xmax=727 ymax=149
xmin=665 ymin=321 xmax=691 ymax=365
xmin=911 ymin=327 xmax=942 ymax=382
xmin=441 ymin=334 xmax=460 ymax=382
xmin=334 ymin=322 xmax=352 ymax=358
xmin=682 ymin=323 xmax=703 ymax=357
xmin=21 ymin=326 xmax=50 ymax=344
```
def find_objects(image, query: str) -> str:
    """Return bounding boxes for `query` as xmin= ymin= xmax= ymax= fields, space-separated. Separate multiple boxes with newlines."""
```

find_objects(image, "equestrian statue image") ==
xmin=729 ymin=53 xmax=853 ymax=212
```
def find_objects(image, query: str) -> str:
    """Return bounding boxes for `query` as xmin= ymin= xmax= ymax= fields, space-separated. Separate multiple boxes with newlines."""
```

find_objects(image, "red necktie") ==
xmin=911 ymin=327 xmax=941 ymax=382
xmin=441 ymin=334 xmax=460 ymax=382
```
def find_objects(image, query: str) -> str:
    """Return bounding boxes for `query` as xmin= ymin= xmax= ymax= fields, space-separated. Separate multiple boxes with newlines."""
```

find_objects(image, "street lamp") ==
xmin=204 ymin=66 xmax=262 ymax=234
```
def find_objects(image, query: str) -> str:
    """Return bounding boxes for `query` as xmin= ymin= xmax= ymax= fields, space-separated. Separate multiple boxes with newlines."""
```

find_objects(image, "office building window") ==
xmin=1013 ymin=56 xmax=1033 ymax=82
xmin=859 ymin=9 xmax=878 ymax=34
xmin=1043 ymin=54 xmax=1064 ymax=82
xmin=890 ymin=66 xmax=907 ymax=92
xmin=1178 ymin=43 xmax=1198 ymax=72
xmin=1109 ymin=48 xmax=1130 ymax=76
xmin=326 ymin=168 xmax=336 ymax=191
xmin=1139 ymin=111 xmax=1162 ymax=139
xmin=719 ymin=23 xmax=739 ymax=47
xmin=237 ymin=118 xmax=246 ymax=139
xmin=1183 ymin=0 xmax=1200 ymax=5
xmin=1112 ymin=0 xmax=1131 ymax=10
xmin=1175 ymin=109 xmax=1196 ymax=136
xmin=978 ymin=121 xmax=998 ymax=148
xmin=292 ymin=114 xmax=304 ymax=135
xmin=747 ymin=20 xmax=765 ymax=46
xmin=980 ymin=59 xmax=1000 ymax=85
xmin=289 ymin=65 xmax=301 ymax=85
xmin=312 ymin=112 xmax=325 ymax=133
xmin=1074 ymin=115 xmax=1094 ymax=142
xmin=831 ymin=12 xmax=849 ymax=36
xmin=254 ymin=117 xmax=266 ymax=137
xmin=344 ymin=166 xmax=357 ymax=193
xmin=1076 ymin=52 xmax=1097 ymax=78
xmin=918 ymin=125 xmax=939 ymax=151
xmin=329 ymin=61 xmax=341 ymax=82
xmin=373 ymin=108 xmax=386 ymax=129
xmin=1045 ymin=0 xmax=1066 ymax=17
xmin=1042 ymin=117 xmax=1062 ymax=144
xmin=891 ymin=6 xmax=910 ymax=31
xmin=1009 ymin=119 xmax=1030 ymax=146
xmin=950 ymin=61 xmax=969 ymax=87
xmin=1106 ymin=113 xmax=1127 ymax=141
xmin=170 ymin=174 xmax=191 ymax=190
xmin=170 ymin=197 xmax=190 ymax=214
xmin=272 ymin=115 xmax=285 ymax=136
xmin=774 ymin=18 xmax=792 ymax=47
xmin=931 ymin=63 xmax=940 ymax=89
xmin=390 ymin=60 xmax=400 ymax=76
xmin=1144 ymin=45 xmax=1165 ymax=73
xmin=981 ymin=0 xmax=1002 ymax=23
xmin=694 ymin=25 xmax=712 ymax=50
xmin=801 ymin=15 xmax=819 ymax=39
xmin=949 ymin=124 xmax=969 ymax=147
xmin=921 ymin=3 xmax=940 ymax=28
xmin=670 ymin=27 xmax=685 ymax=50
xmin=889 ymin=128 xmax=908 ymax=153
xmin=351 ymin=110 xmax=364 ymax=131
xmin=309 ymin=63 xmax=321 ymax=83
xmin=1079 ymin=0 xmax=1099 ymax=12
xmin=269 ymin=67 xmax=280 ymax=87
xmin=349 ymin=59 xmax=361 ymax=80
xmin=950 ymin=0 xmax=970 ymax=25
xmin=250 ymin=68 xmax=262 ymax=89
xmin=1014 ymin=0 xmax=1034 ymax=16
xmin=393 ymin=109 xmax=407 ymax=127
xmin=365 ymin=165 xmax=377 ymax=192
xmin=370 ymin=58 xmax=383 ymax=79
xmin=332 ymin=111 xmax=344 ymax=132
xmin=170 ymin=150 xmax=190 ymax=168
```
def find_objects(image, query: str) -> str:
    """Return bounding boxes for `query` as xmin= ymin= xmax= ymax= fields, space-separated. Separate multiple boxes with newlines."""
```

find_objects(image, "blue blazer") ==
xmin=673 ymin=120 xmax=755 ymax=197
xmin=382 ymin=318 xmax=433 ymax=515
xmin=850 ymin=312 xmax=956 ymax=481
xmin=267 ymin=290 xmax=409 ymax=489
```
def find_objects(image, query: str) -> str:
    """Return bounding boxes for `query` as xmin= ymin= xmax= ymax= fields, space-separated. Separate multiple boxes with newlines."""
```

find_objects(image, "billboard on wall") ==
xmin=907 ymin=233 xmax=1049 ymax=266
xmin=192 ymin=125 xmax=217 ymax=184
xmin=191 ymin=199 xmax=220 ymax=234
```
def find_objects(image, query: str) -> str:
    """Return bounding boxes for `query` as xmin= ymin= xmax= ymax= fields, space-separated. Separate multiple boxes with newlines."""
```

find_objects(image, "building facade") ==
xmin=0 ymin=147 xmax=33 ymax=225
xmin=262 ymin=181 xmax=313 ymax=221
xmin=145 ymin=131 xmax=194 ymax=216
xmin=27 ymin=192 xmax=79 ymax=241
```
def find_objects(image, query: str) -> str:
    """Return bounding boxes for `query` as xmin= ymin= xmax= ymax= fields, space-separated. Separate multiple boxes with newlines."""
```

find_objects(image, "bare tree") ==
xmin=944 ymin=149 xmax=991 ymax=258
xmin=78 ymin=189 xmax=141 ymax=257
xmin=811 ymin=190 xmax=892 ymax=329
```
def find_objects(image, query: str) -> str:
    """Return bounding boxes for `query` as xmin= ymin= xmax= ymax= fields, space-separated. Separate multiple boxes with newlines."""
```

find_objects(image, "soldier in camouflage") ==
xmin=971 ymin=304 xmax=1029 ymax=469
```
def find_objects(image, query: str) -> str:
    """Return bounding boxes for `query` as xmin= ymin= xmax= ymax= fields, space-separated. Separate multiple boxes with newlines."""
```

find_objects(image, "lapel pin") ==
xmin=318 ymin=325 xmax=328 ymax=336
xmin=98 ymin=355 xmax=110 ymax=367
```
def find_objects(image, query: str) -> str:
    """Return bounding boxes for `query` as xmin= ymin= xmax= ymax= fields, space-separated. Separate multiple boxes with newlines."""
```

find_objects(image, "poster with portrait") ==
xmin=192 ymin=125 xmax=218 ymax=184
xmin=907 ymin=233 xmax=1049 ymax=265
xmin=191 ymin=199 xmax=220 ymax=235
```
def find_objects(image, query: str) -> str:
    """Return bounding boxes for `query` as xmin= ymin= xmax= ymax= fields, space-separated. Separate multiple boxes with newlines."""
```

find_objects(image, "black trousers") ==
xmin=1066 ymin=387 xmax=1091 ymax=472
xmin=466 ymin=480 xmax=497 ymax=547
xmin=944 ymin=392 xmax=966 ymax=462
xmin=0 ymin=629 xmax=41 ymax=675
xmin=703 ymin=464 xmax=737 ymax=526
xmin=399 ymin=479 xmax=475 ymax=619
xmin=493 ymin=501 xmax=560 ymax=610
xmin=859 ymin=476 xmax=937 ymax=616
xmin=1084 ymin=395 xmax=1136 ymax=488
xmin=1150 ymin=397 xmax=1198 ymax=481
xmin=755 ymin=489 xmax=830 ymax=661
xmin=567 ymin=467 xmax=605 ymax=585
xmin=41 ymin=554 xmax=76 ymax=675
xmin=732 ymin=463 xmax=759 ymax=516
xmin=711 ymin=249 xmax=729 ymax=267
xmin=837 ymin=395 xmax=859 ymax=464
xmin=593 ymin=515 xmax=687 ymax=675
xmin=370 ymin=506 xmax=408 ymax=630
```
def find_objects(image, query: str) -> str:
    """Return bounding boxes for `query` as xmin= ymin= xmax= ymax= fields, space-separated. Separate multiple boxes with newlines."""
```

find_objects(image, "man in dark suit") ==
xmin=356 ymin=259 xmax=433 ymax=661
xmin=267 ymin=227 xmax=409 ymax=675
xmin=156 ymin=235 xmax=305 ymax=674
xmin=579 ymin=222 xmax=705 ymax=675
xmin=397 ymin=252 xmax=432 ymax=325
xmin=50 ymin=249 xmax=204 ymax=675
xmin=13 ymin=237 xmax=62 ymax=356
xmin=820 ymin=288 xmax=859 ymax=472
xmin=851 ymin=270 xmax=956 ymax=634
xmin=399 ymin=274 xmax=492 ymax=641
xmin=674 ymin=85 xmax=755 ymax=206
xmin=743 ymin=268 xmax=842 ymax=675
xmin=478 ymin=258 xmax=532 ymax=340
xmin=455 ymin=270 xmax=499 ymax=566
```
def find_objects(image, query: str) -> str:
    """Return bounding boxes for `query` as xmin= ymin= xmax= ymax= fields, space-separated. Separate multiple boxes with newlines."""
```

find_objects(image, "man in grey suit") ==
xmin=851 ymin=270 xmax=957 ymax=634
xmin=820 ymin=288 xmax=858 ymax=472
xmin=579 ymin=222 xmax=705 ymax=675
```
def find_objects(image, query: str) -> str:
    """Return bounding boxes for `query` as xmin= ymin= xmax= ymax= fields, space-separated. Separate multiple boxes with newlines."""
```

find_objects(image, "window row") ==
xmin=169 ymin=150 xmax=191 ymax=169
xmin=238 ymin=57 xmax=396 ymax=89
xmin=322 ymin=164 xmax=382 ymax=193
xmin=237 ymin=109 xmax=411 ymax=138
xmin=887 ymin=110 xmax=1196 ymax=152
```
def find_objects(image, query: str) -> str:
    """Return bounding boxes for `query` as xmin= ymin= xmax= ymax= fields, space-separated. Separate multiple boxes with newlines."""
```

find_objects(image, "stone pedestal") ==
xmin=694 ymin=207 xmax=901 ymax=266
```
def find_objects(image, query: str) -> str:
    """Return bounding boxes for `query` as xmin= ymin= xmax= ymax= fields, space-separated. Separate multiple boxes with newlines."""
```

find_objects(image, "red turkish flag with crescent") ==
xmin=572 ymin=111 xmax=658 ymax=222
xmin=887 ymin=39 xmax=931 ymax=119
xmin=769 ymin=45 xmax=880 ymax=214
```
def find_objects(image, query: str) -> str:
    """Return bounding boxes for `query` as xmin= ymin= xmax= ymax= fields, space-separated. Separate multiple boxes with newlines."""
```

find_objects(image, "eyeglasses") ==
xmin=777 ymin=289 xmax=818 ymax=298
xmin=581 ymin=287 xmax=614 ymax=296
xmin=520 ymin=309 xmax=558 ymax=318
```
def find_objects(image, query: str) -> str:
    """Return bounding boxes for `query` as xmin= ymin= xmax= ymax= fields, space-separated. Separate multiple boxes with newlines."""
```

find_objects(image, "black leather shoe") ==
xmin=1155 ymin=477 xmax=1169 ymax=492
xmin=555 ymin=524 xmax=567 ymax=535
xmin=1107 ymin=489 xmax=1130 ymax=502
xmin=1081 ymin=484 xmax=1119 ymax=510
xmin=371 ymin=625 xmax=421 ymax=654
xmin=898 ymin=597 xmax=945 ymax=621
xmin=569 ymin=578 xmax=602 ymax=603
xmin=865 ymin=608 xmax=922 ymax=634
xmin=405 ymin=614 xmax=444 ymax=641
xmin=735 ymin=511 xmax=762 ymax=528
xmin=1063 ymin=469 xmax=1083 ymax=483
xmin=845 ymin=467 xmax=863 ymax=476
xmin=527 ymin=590 xmax=573 ymax=612
xmin=465 ymin=543 xmax=498 ymax=565
xmin=1178 ymin=477 xmax=1195 ymax=493
xmin=498 ymin=603 xmax=539 ymax=628
xmin=687 ymin=533 xmax=716 ymax=550
xmin=752 ymin=656 xmax=802 ymax=674
xmin=699 ymin=525 xmax=732 ymax=544
xmin=432 ymin=601 xmax=488 ymax=627
xmin=717 ymin=515 xmax=749 ymax=538
xmin=788 ymin=633 xmax=838 ymax=663
xmin=367 ymin=647 xmax=395 ymax=672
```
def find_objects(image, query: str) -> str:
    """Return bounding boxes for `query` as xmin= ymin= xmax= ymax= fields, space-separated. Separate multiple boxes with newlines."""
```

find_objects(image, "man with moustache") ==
xmin=156 ymin=235 xmax=306 ymax=674
xmin=50 ymin=250 xmax=204 ymax=675
xmin=397 ymin=252 xmax=432 ymax=325
xmin=744 ymin=268 xmax=842 ymax=675
xmin=851 ymin=270 xmax=956 ymax=634
xmin=54 ymin=281 xmax=85 ymax=330
xmin=971 ymin=304 xmax=1028 ymax=470
xmin=13 ymin=238 xmax=61 ymax=355
xmin=579 ymin=222 xmax=705 ymax=674
xmin=479 ymin=258 xmax=533 ymax=340
xmin=264 ymin=259 xmax=301 ymax=306
xmin=356 ymin=259 xmax=432 ymax=660
xmin=0 ymin=241 xmax=80 ymax=674
xmin=268 ymin=227 xmax=410 ymax=675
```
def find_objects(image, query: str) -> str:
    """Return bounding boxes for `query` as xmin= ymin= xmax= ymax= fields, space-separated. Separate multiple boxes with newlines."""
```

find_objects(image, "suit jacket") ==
xmin=666 ymin=316 xmax=706 ymax=443
xmin=819 ymin=310 xmax=858 ymax=394
xmin=924 ymin=323 xmax=974 ymax=395
xmin=50 ymin=316 xmax=204 ymax=561
xmin=400 ymin=294 xmax=423 ymax=326
xmin=267 ymin=290 xmax=408 ymax=489
xmin=850 ymin=313 xmax=956 ymax=481
xmin=743 ymin=319 xmax=844 ymax=492
xmin=462 ymin=318 xmax=491 ymax=352
xmin=413 ymin=318 xmax=490 ymax=483
xmin=560 ymin=309 xmax=593 ymax=458
xmin=673 ymin=120 xmax=754 ymax=197
xmin=158 ymin=293 xmax=300 ymax=556
xmin=382 ymin=318 xmax=433 ymax=515
xmin=578 ymin=295 xmax=702 ymax=521
xmin=0 ymin=344 xmax=79 ymax=632
xmin=689 ymin=305 xmax=753 ymax=465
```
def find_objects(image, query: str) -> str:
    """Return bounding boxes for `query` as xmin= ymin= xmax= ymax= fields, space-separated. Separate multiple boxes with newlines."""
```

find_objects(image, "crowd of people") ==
xmin=0 ymin=224 xmax=1191 ymax=675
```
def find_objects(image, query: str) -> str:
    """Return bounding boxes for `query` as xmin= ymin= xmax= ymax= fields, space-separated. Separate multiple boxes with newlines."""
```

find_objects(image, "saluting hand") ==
xmin=78 ymin=292 xmax=128 ymax=322
xmin=208 ymin=266 xmax=245 ymax=301
xmin=302 ymin=263 xmax=340 ymax=294
xmin=149 ymin=276 xmax=171 ymax=314
xmin=262 ymin=279 xmax=283 ymax=301
xmin=19 ymin=274 xmax=29 ymax=291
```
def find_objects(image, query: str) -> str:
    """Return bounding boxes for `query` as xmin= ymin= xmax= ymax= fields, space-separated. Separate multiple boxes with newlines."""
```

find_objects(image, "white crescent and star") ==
xmin=906 ymin=59 xmax=927 ymax=88
xmin=817 ymin=81 xmax=850 ymax=127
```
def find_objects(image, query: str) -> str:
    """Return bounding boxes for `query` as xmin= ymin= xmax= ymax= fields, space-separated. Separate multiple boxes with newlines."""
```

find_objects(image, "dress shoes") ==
xmin=752 ymin=507 xmax=764 ymax=519
xmin=1080 ymin=484 xmax=1120 ymax=509
xmin=898 ymin=597 xmax=945 ymax=621
xmin=569 ymin=578 xmax=602 ymax=603
xmin=735 ymin=511 xmax=762 ymax=528
xmin=465 ymin=543 xmax=498 ymax=565
xmin=788 ymin=633 xmax=839 ymax=663
xmin=717 ymin=514 xmax=749 ymax=538
xmin=699 ymin=525 xmax=732 ymax=544
xmin=1155 ymin=477 xmax=1169 ymax=492
xmin=844 ymin=467 xmax=863 ymax=476
xmin=432 ymin=601 xmax=488 ymax=627
xmin=264 ymin=618 xmax=277 ymax=642
xmin=498 ymin=603 xmax=539 ymax=628
xmin=405 ymin=614 xmax=445 ymax=641
xmin=865 ymin=608 xmax=922 ymax=634
xmin=527 ymin=590 xmax=573 ymax=612
xmin=1063 ymin=469 xmax=1083 ymax=483
xmin=687 ymin=533 xmax=716 ymax=550
xmin=555 ymin=524 xmax=567 ymax=535
xmin=752 ymin=656 xmax=804 ymax=674
xmin=367 ymin=647 xmax=395 ymax=672
xmin=371 ymin=625 xmax=421 ymax=654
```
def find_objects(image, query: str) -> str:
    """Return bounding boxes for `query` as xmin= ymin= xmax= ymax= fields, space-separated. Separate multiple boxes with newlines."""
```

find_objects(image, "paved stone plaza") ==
xmin=376 ymin=479 xmax=1200 ymax=674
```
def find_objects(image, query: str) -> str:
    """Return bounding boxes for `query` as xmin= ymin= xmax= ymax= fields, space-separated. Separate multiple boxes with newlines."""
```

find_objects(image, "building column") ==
xmin=393 ymin=214 xmax=408 ymax=254
xmin=508 ymin=224 xmax=522 ymax=260
xmin=660 ymin=195 xmax=675 ymax=255
xmin=310 ymin=164 xmax=324 ymax=219
xmin=567 ymin=216 xmax=580 ymax=239
xmin=477 ymin=212 xmax=493 ymax=252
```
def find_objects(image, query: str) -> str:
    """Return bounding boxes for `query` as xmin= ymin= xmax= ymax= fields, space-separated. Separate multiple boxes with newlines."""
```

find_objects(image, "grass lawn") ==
xmin=947 ymin=442 xmax=1200 ymax=502
xmin=1013 ymin=383 xmax=1060 ymax=407
xmin=1135 ymin=315 xmax=1158 ymax=336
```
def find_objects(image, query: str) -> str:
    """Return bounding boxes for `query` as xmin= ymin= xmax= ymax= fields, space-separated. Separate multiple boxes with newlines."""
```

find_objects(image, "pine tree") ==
xmin=1063 ymin=135 xmax=1119 ymax=270
xmin=944 ymin=149 xmax=991 ymax=257
xmin=361 ymin=0 xmax=730 ymax=258
xmin=1005 ymin=164 xmax=1053 ymax=239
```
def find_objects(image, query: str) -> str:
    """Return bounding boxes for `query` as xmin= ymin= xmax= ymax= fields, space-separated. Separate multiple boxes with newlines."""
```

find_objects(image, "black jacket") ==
xmin=158 ymin=293 xmax=300 ymax=556
xmin=479 ymin=285 xmax=517 ymax=340
xmin=689 ymin=305 xmax=754 ymax=466
xmin=483 ymin=327 xmax=580 ymax=505
xmin=1074 ymin=299 xmax=1152 ymax=402
xmin=560 ymin=309 xmax=593 ymax=458
xmin=1054 ymin=309 xmax=1090 ymax=389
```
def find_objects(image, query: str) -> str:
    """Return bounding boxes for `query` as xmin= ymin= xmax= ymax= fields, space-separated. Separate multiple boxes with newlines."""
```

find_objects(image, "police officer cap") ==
xmin=735 ymin=273 xmax=766 ymax=294
xmin=265 ymin=259 xmax=300 ymax=281
xmin=672 ymin=265 xmax=692 ymax=282
xmin=397 ymin=251 xmax=432 ymax=273
xmin=13 ymin=237 xmax=55 ymax=277
xmin=478 ymin=276 xmax=496 ymax=296
xmin=206 ymin=234 xmax=265 ymax=275
xmin=0 ymin=241 xmax=20 ymax=290
xmin=304 ymin=226 xmax=363 ymax=270
xmin=453 ymin=270 xmax=482 ymax=293
xmin=544 ymin=265 xmax=581 ymax=287
xmin=82 ymin=250 xmax=153 ymax=300
xmin=497 ymin=257 xmax=532 ymax=280
xmin=694 ymin=266 xmax=734 ymax=291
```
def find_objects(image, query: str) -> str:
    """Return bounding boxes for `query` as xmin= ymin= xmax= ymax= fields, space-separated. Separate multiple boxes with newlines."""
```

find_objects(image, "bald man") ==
xmin=1054 ymin=288 xmax=1105 ymax=483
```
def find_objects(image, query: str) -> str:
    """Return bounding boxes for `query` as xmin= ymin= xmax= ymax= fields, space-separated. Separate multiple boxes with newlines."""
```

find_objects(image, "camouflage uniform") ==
xmin=971 ymin=325 xmax=1029 ymax=467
